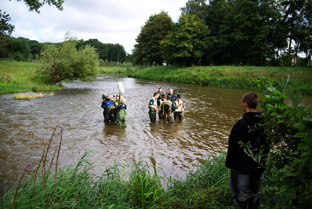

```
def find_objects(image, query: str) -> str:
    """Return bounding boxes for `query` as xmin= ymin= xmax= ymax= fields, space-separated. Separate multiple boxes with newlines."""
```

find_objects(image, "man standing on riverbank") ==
xmin=226 ymin=92 xmax=267 ymax=209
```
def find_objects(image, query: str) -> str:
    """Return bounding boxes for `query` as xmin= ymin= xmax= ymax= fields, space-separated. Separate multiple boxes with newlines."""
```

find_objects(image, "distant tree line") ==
xmin=133 ymin=0 xmax=312 ymax=66
xmin=0 ymin=34 xmax=131 ymax=64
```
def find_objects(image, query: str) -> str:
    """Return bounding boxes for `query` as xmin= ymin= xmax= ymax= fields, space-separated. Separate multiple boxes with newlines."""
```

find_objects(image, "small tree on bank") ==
xmin=39 ymin=38 xmax=99 ymax=84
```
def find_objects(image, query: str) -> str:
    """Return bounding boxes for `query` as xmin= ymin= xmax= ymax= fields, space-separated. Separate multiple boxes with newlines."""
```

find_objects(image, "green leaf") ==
xmin=293 ymin=122 xmax=305 ymax=130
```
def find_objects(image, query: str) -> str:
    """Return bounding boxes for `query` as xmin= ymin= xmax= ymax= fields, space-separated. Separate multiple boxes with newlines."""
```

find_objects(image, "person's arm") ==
xmin=225 ymin=122 xmax=241 ymax=169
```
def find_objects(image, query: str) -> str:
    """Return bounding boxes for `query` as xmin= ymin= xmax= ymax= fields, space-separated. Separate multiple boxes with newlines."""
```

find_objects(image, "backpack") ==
xmin=164 ymin=103 xmax=171 ymax=114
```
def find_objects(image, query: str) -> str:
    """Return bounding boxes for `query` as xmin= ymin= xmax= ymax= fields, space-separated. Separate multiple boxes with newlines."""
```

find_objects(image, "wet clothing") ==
xmin=149 ymin=97 xmax=157 ymax=122
xmin=157 ymin=91 xmax=165 ymax=102
xmin=116 ymin=103 xmax=127 ymax=126
xmin=161 ymin=99 xmax=176 ymax=123
xmin=167 ymin=93 xmax=177 ymax=102
xmin=157 ymin=98 xmax=165 ymax=119
xmin=104 ymin=100 xmax=115 ymax=123
xmin=174 ymin=99 xmax=184 ymax=120
xmin=101 ymin=100 xmax=107 ymax=120
xmin=226 ymin=112 xmax=267 ymax=208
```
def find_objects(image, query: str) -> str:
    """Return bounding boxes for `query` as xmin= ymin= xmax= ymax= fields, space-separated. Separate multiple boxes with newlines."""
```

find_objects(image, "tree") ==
xmin=180 ymin=0 xmax=209 ymax=20
xmin=0 ymin=10 xmax=14 ymax=35
xmin=161 ymin=14 xmax=213 ymax=66
xmin=39 ymin=38 xmax=99 ymax=84
xmin=133 ymin=11 xmax=173 ymax=66
xmin=0 ymin=0 xmax=64 ymax=35
xmin=7 ymin=37 xmax=30 ymax=61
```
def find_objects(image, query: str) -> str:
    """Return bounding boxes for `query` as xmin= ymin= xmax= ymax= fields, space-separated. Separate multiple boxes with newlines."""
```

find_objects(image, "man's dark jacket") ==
xmin=226 ymin=112 xmax=267 ymax=174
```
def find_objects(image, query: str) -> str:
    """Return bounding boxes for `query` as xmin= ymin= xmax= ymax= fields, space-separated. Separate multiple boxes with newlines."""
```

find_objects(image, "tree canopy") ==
xmin=133 ymin=11 xmax=173 ymax=66
xmin=133 ymin=0 xmax=312 ymax=66
xmin=161 ymin=14 xmax=213 ymax=66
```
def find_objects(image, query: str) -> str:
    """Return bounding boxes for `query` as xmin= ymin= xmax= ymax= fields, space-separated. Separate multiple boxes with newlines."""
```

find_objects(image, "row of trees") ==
xmin=133 ymin=0 xmax=312 ymax=66
xmin=0 ymin=34 xmax=131 ymax=64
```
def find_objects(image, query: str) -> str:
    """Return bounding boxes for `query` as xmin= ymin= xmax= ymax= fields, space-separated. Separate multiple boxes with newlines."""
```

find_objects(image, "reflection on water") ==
xmin=1 ymin=75 xmax=311 ymax=195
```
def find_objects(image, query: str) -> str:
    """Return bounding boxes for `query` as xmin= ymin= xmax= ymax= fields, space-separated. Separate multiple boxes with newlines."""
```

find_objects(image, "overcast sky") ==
xmin=1 ymin=0 xmax=189 ymax=54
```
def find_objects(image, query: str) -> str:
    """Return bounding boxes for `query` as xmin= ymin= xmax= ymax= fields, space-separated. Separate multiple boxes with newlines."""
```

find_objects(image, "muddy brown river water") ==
xmin=1 ymin=75 xmax=311 ymax=195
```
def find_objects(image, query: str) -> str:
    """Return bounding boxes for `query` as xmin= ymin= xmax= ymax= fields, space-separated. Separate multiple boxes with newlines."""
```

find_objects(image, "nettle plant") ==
xmin=256 ymin=76 xmax=312 ymax=208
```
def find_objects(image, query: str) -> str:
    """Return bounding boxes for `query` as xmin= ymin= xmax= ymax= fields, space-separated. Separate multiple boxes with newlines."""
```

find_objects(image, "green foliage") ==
xmin=123 ymin=65 xmax=312 ymax=95
xmin=134 ymin=11 xmax=173 ymax=66
xmin=1 ymin=140 xmax=232 ymax=208
xmin=0 ymin=10 xmax=14 ymax=35
xmin=255 ymin=76 xmax=312 ymax=208
xmin=0 ymin=61 xmax=62 ymax=94
xmin=39 ymin=38 xmax=99 ymax=84
xmin=76 ymin=39 xmax=127 ymax=63
xmin=161 ymin=14 xmax=214 ymax=66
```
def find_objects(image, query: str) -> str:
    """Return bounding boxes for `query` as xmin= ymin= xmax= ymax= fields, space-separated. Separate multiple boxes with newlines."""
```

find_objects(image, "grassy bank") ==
xmin=0 ymin=149 xmax=232 ymax=208
xmin=120 ymin=66 xmax=312 ymax=95
xmin=0 ymin=61 xmax=63 ymax=94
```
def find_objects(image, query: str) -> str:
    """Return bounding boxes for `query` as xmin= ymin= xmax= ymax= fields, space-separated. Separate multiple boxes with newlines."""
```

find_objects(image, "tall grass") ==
xmin=1 ymin=125 xmax=234 ymax=208
xmin=122 ymin=66 xmax=312 ymax=95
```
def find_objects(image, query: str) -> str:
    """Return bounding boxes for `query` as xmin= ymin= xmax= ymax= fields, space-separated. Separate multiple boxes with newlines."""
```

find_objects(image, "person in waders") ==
xmin=161 ymin=95 xmax=176 ymax=123
xmin=101 ymin=94 xmax=108 ymax=121
xmin=174 ymin=94 xmax=185 ymax=120
xmin=157 ymin=87 xmax=165 ymax=103
xmin=226 ymin=93 xmax=268 ymax=209
xmin=157 ymin=94 xmax=166 ymax=119
xmin=149 ymin=92 xmax=159 ymax=122
xmin=104 ymin=95 xmax=116 ymax=123
xmin=115 ymin=98 xmax=127 ymax=126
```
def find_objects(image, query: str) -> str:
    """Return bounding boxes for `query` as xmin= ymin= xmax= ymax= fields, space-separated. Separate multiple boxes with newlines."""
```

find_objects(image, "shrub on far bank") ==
xmin=38 ymin=38 xmax=99 ymax=84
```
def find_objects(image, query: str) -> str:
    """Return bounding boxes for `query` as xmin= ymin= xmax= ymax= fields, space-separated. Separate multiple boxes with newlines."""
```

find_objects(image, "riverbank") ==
xmin=121 ymin=66 xmax=312 ymax=95
xmin=2 ymin=61 xmax=311 ymax=95
xmin=0 ymin=150 xmax=232 ymax=208
xmin=0 ymin=61 xmax=63 ymax=94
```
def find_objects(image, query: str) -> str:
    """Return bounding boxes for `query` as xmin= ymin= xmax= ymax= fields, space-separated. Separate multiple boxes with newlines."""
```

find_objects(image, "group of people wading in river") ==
xmin=101 ymin=94 xmax=127 ymax=126
xmin=149 ymin=87 xmax=185 ymax=123
xmin=101 ymin=86 xmax=184 ymax=125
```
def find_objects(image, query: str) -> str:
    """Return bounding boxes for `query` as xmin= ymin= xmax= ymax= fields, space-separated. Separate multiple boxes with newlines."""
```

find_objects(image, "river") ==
xmin=0 ymin=74 xmax=311 ymax=195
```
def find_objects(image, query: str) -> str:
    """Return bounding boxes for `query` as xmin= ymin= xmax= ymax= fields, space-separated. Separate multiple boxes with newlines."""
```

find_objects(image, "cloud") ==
xmin=0 ymin=0 xmax=188 ymax=53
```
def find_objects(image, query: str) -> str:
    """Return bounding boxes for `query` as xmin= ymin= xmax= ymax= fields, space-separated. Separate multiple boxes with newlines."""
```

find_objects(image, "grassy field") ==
xmin=0 ymin=61 xmax=62 ymax=94
xmin=121 ymin=66 xmax=312 ymax=95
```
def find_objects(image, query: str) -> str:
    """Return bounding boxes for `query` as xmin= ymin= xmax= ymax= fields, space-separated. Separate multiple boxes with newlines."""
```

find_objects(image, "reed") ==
xmin=0 ymin=138 xmax=234 ymax=208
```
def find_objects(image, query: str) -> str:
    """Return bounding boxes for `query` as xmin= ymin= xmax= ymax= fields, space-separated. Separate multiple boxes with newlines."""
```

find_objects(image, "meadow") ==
xmin=0 ymin=61 xmax=62 ymax=94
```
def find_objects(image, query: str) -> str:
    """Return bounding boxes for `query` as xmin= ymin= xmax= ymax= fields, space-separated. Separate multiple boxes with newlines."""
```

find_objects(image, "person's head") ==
xmin=109 ymin=95 xmax=113 ymax=100
xmin=121 ymin=98 xmax=126 ymax=104
xmin=159 ymin=87 xmax=162 ymax=92
xmin=161 ymin=94 xmax=166 ymax=100
xmin=167 ymin=95 xmax=172 ymax=100
xmin=169 ymin=89 xmax=173 ymax=94
xmin=242 ymin=93 xmax=258 ymax=112
xmin=154 ymin=92 xmax=159 ymax=98
xmin=116 ymin=94 xmax=120 ymax=101
xmin=177 ymin=94 xmax=181 ymax=101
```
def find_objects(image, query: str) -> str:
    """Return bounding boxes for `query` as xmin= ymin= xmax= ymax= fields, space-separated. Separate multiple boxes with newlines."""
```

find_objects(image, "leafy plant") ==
xmin=39 ymin=36 xmax=99 ymax=84
xmin=250 ymin=76 xmax=312 ymax=208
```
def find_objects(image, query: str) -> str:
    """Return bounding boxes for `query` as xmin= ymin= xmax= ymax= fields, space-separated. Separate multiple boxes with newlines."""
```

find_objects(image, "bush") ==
xmin=246 ymin=76 xmax=312 ymax=208
xmin=38 ymin=38 xmax=99 ymax=84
